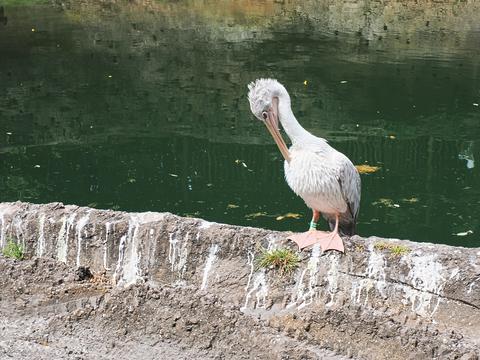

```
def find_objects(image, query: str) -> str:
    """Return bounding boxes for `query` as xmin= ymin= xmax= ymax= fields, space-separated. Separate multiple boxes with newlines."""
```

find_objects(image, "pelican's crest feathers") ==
xmin=247 ymin=78 xmax=284 ymax=120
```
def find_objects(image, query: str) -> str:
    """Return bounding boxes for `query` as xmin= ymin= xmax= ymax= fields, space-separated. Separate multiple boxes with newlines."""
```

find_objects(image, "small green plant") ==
xmin=373 ymin=241 xmax=389 ymax=251
xmin=390 ymin=245 xmax=411 ymax=257
xmin=257 ymin=247 xmax=300 ymax=275
xmin=355 ymin=244 xmax=366 ymax=252
xmin=374 ymin=241 xmax=410 ymax=257
xmin=2 ymin=240 xmax=24 ymax=260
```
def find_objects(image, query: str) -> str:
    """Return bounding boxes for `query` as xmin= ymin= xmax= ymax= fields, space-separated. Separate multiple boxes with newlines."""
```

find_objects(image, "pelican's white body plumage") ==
xmin=248 ymin=78 xmax=361 ymax=235
xmin=286 ymin=143 xmax=352 ymax=215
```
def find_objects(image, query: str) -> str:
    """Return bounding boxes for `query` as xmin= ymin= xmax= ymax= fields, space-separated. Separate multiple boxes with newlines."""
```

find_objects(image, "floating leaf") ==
xmin=235 ymin=159 xmax=248 ymax=168
xmin=355 ymin=164 xmax=381 ymax=174
xmin=276 ymin=213 xmax=302 ymax=221
xmin=245 ymin=212 xmax=268 ymax=219
xmin=372 ymin=198 xmax=399 ymax=208
xmin=454 ymin=230 xmax=473 ymax=236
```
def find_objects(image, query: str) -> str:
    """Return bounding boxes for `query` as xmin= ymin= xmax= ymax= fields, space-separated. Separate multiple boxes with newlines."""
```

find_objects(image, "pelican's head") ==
xmin=247 ymin=78 xmax=289 ymax=121
xmin=247 ymin=78 xmax=291 ymax=161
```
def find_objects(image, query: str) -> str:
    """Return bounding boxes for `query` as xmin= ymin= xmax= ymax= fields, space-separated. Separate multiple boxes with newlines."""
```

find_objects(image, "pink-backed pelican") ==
xmin=247 ymin=78 xmax=361 ymax=252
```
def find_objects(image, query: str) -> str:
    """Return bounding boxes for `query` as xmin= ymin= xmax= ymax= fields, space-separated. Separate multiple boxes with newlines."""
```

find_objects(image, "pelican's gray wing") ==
xmin=322 ymin=155 xmax=361 ymax=235
xmin=338 ymin=158 xmax=361 ymax=223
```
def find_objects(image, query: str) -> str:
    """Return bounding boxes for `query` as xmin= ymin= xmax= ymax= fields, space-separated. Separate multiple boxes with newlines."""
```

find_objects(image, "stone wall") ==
xmin=295 ymin=0 xmax=480 ymax=40
xmin=0 ymin=201 xmax=479 ymax=359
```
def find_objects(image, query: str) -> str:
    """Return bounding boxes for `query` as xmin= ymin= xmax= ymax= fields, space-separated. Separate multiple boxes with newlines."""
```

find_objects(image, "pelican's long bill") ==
xmin=264 ymin=97 xmax=291 ymax=163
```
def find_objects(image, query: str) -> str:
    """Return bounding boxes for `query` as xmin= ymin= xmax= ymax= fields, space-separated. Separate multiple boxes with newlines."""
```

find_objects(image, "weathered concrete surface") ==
xmin=0 ymin=201 xmax=479 ymax=359
xmin=0 ymin=257 xmax=346 ymax=360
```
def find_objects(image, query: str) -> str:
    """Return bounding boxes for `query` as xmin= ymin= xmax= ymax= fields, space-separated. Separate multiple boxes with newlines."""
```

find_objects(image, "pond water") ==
xmin=0 ymin=2 xmax=479 ymax=247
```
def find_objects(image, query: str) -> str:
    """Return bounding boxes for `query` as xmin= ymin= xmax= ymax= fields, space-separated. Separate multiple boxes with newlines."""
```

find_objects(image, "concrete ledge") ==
xmin=0 ymin=201 xmax=479 ymax=359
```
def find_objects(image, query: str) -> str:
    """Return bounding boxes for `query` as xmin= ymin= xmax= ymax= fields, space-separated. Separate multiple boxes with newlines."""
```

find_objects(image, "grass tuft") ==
xmin=374 ymin=241 xmax=410 ymax=257
xmin=257 ymin=247 xmax=300 ymax=276
xmin=2 ymin=239 xmax=24 ymax=260
xmin=389 ymin=245 xmax=411 ymax=257
xmin=373 ymin=241 xmax=389 ymax=251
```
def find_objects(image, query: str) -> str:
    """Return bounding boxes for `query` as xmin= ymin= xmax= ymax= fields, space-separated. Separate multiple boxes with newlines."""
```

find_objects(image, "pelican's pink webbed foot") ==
xmin=288 ymin=230 xmax=345 ymax=253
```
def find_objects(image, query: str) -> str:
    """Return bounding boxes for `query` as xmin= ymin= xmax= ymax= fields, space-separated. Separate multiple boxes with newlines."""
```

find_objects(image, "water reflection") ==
xmin=0 ymin=2 xmax=479 ymax=246
xmin=0 ymin=7 xmax=7 ymax=26
xmin=459 ymin=141 xmax=475 ymax=170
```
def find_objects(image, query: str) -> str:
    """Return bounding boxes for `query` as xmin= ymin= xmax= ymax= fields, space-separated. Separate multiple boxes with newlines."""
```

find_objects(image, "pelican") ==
xmin=247 ymin=78 xmax=361 ymax=252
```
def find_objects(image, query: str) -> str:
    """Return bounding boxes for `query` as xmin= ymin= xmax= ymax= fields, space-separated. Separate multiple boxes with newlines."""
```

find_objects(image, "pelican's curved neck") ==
xmin=276 ymin=94 xmax=311 ymax=144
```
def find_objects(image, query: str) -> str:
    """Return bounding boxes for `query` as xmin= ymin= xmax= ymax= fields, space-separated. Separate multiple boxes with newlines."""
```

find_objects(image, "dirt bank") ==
xmin=0 ymin=201 xmax=479 ymax=359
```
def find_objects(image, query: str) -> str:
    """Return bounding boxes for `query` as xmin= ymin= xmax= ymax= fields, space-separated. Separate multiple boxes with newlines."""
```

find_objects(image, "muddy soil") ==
xmin=0 ymin=256 xmax=348 ymax=360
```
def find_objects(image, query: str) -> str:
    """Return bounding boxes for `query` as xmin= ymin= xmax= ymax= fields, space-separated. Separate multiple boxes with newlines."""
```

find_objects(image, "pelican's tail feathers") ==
xmin=337 ymin=221 xmax=356 ymax=236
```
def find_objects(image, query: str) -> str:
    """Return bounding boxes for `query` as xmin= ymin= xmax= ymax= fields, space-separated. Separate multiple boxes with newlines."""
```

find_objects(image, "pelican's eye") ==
xmin=261 ymin=111 xmax=268 ymax=120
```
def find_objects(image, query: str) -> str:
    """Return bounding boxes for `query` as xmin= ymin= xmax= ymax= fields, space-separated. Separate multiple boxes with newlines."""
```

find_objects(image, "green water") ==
xmin=0 ymin=3 xmax=479 ymax=247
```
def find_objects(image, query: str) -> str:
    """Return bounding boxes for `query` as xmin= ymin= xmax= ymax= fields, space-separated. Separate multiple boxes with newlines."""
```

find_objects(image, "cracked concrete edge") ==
xmin=0 ymin=201 xmax=479 ymax=359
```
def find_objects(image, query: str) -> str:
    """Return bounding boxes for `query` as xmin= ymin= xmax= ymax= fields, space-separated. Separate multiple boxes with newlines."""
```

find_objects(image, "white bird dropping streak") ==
xmin=287 ymin=244 xmax=321 ymax=309
xmin=325 ymin=254 xmax=340 ymax=307
xmin=121 ymin=219 xmax=141 ymax=285
xmin=113 ymin=234 xmax=127 ymax=284
xmin=177 ymin=232 xmax=189 ymax=277
xmin=198 ymin=220 xmax=214 ymax=230
xmin=168 ymin=231 xmax=190 ymax=276
xmin=56 ymin=216 xmax=67 ymax=262
xmin=104 ymin=222 xmax=111 ymax=270
xmin=57 ymin=213 xmax=77 ymax=263
xmin=13 ymin=217 xmax=24 ymax=246
xmin=0 ymin=212 xmax=6 ymax=248
xmin=36 ymin=214 xmax=46 ymax=257
xmin=244 ymin=251 xmax=255 ymax=291
xmin=201 ymin=244 xmax=219 ymax=290
xmin=168 ymin=233 xmax=178 ymax=271
xmin=401 ymin=254 xmax=446 ymax=317
xmin=242 ymin=271 xmax=268 ymax=311
xmin=76 ymin=212 xmax=91 ymax=267
xmin=299 ymin=244 xmax=321 ymax=309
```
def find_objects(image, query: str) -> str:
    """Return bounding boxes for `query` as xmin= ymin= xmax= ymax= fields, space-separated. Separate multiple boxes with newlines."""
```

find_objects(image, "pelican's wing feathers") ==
xmin=308 ymin=137 xmax=361 ymax=220
xmin=337 ymin=157 xmax=361 ymax=221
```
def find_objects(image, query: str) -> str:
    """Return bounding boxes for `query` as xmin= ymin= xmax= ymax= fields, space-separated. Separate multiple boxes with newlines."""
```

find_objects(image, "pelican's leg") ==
xmin=321 ymin=214 xmax=345 ymax=253
xmin=287 ymin=210 xmax=330 ymax=250
xmin=309 ymin=209 xmax=321 ymax=230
